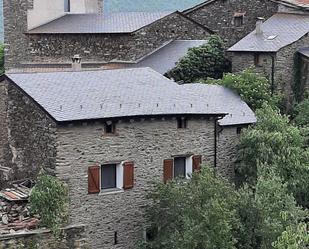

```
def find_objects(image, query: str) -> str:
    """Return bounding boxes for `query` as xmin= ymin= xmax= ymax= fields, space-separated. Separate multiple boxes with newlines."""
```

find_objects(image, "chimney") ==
xmin=255 ymin=17 xmax=264 ymax=35
xmin=72 ymin=55 xmax=82 ymax=71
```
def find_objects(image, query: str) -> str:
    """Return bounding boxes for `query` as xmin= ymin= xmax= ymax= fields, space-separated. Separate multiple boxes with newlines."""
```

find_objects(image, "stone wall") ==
xmin=0 ymin=79 xmax=57 ymax=182
xmin=299 ymin=55 xmax=309 ymax=97
xmin=55 ymin=117 xmax=217 ymax=249
xmin=217 ymin=126 xmax=241 ymax=181
xmin=4 ymin=1 xmax=210 ymax=71
xmin=185 ymin=0 xmax=279 ymax=47
xmin=230 ymin=34 xmax=309 ymax=106
xmin=0 ymin=224 xmax=89 ymax=249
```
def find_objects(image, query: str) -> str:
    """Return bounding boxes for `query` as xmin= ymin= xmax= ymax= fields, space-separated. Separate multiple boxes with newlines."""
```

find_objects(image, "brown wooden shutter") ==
xmin=88 ymin=166 xmax=100 ymax=194
xmin=193 ymin=155 xmax=202 ymax=173
xmin=163 ymin=159 xmax=173 ymax=183
xmin=123 ymin=161 xmax=134 ymax=190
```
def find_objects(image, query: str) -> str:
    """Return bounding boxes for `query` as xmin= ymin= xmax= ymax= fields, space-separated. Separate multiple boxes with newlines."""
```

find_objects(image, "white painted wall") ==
xmin=27 ymin=0 xmax=101 ymax=30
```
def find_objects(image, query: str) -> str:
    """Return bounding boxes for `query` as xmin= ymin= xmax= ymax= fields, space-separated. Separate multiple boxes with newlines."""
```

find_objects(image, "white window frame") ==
xmin=173 ymin=156 xmax=193 ymax=179
xmin=99 ymin=162 xmax=124 ymax=195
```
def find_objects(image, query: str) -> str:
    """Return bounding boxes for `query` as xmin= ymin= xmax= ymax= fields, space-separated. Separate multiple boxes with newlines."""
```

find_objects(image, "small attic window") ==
xmin=104 ymin=122 xmax=116 ymax=135
xmin=64 ymin=0 xmax=71 ymax=12
xmin=234 ymin=12 xmax=245 ymax=27
xmin=177 ymin=117 xmax=187 ymax=129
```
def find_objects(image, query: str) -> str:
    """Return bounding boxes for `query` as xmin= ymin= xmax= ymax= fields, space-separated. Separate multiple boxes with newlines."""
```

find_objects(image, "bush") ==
xmin=165 ymin=35 xmax=229 ymax=82
xmin=208 ymin=69 xmax=278 ymax=110
xmin=30 ymin=173 xmax=68 ymax=235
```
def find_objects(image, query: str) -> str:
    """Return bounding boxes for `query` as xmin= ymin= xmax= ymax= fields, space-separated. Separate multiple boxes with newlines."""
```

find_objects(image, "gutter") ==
xmin=214 ymin=116 xmax=225 ymax=177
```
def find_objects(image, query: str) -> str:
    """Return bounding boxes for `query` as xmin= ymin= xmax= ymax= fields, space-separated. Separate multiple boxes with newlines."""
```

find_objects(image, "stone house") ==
xmin=183 ymin=0 xmax=309 ymax=47
xmin=228 ymin=12 xmax=309 ymax=106
xmin=4 ymin=0 xmax=212 ymax=72
xmin=0 ymin=67 xmax=256 ymax=248
xmin=296 ymin=47 xmax=309 ymax=100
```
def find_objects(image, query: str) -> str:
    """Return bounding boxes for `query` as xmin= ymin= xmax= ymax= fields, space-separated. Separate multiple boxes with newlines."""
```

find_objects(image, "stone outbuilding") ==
xmin=228 ymin=12 xmax=309 ymax=106
xmin=4 ymin=0 xmax=212 ymax=72
xmin=0 ymin=67 xmax=255 ymax=248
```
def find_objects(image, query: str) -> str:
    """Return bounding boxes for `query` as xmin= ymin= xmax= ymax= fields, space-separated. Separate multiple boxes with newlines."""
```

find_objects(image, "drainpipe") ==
xmin=214 ymin=116 xmax=224 ymax=177
xmin=271 ymin=54 xmax=276 ymax=95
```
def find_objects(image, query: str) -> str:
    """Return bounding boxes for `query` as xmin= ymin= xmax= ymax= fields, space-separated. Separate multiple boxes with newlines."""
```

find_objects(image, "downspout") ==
xmin=271 ymin=54 xmax=276 ymax=95
xmin=214 ymin=116 xmax=224 ymax=177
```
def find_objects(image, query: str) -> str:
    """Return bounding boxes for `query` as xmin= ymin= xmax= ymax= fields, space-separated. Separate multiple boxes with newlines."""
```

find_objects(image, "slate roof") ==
xmin=104 ymin=0 xmax=206 ymax=13
xmin=273 ymin=0 xmax=309 ymax=9
xmin=6 ymin=68 xmax=255 ymax=126
xmin=228 ymin=13 xmax=309 ymax=52
xmin=28 ymin=11 xmax=174 ymax=34
xmin=131 ymin=40 xmax=207 ymax=74
xmin=299 ymin=47 xmax=309 ymax=57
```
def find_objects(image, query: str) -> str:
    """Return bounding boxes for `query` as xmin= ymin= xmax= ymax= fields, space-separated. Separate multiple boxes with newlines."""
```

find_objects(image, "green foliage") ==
xmin=292 ymin=98 xmax=309 ymax=128
xmin=0 ymin=44 xmax=4 ymax=75
xmin=165 ymin=35 xmax=229 ymax=82
xmin=141 ymin=167 xmax=239 ymax=249
xmin=235 ymin=104 xmax=309 ymax=207
xmin=140 ymin=167 xmax=306 ymax=249
xmin=236 ymin=171 xmax=306 ymax=249
xmin=30 ymin=173 xmax=68 ymax=235
xmin=208 ymin=68 xmax=278 ymax=110
xmin=272 ymin=223 xmax=309 ymax=249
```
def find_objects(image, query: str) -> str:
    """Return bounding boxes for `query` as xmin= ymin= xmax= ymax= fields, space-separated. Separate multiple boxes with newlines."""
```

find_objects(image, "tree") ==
xmin=272 ymin=223 xmax=309 ymax=249
xmin=208 ymin=69 xmax=278 ymax=110
xmin=235 ymin=171 xmax=306 ymax=249
xmin=165 ymin=35 xmax=229 ymax=82
xmin=141 ymin=167 xmax=239 ymax=249
xmin=30 ymin=173 xmax=68 ymax=235
xmin=235 ymin=104 xmax=309 ymax=207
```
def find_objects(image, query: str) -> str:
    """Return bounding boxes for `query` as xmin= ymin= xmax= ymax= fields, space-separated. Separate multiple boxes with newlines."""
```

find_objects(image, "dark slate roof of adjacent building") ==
xmin=128 ymin=40 xmax=207 ymax=74
xmin=228 ymin=13 xmax=309 ymax=52
xmin=6 ymin=68 xmax=256 ymax=126
xmin=272 ymin=0 xmax=309 ymax=9
xmin=299 ymin=47 xmax=309 ymax=57
xmin=28 ymin=11 xmax=174 ymax=34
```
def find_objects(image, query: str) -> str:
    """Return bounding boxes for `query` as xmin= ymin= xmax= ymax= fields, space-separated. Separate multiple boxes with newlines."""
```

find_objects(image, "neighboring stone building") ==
xmin=228 ymin=13 xmax=309 ymax=106
xmin=4 ymin=0 xmax=212 ymax=72
xmin=183 ymin=0 xmax=309 ymax=47
xmin=0 ymin=67 xmax=256 ymax=248
xmin=296 ymin=47 xmax=309 ymax=101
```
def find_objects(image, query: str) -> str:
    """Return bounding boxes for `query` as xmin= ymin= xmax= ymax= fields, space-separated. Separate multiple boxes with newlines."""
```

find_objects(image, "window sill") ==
xmin=99 ymin=188 xmax=124 ymax=196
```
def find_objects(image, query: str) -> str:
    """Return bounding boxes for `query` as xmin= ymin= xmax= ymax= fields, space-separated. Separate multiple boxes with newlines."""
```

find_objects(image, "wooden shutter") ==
xmin=193 ymin=155 xmax=202 ymax=173
xmin=123 ymin=161 xmax=134 ymax=190
xmin=163 ymin=159 xmax=173 ymax=183
xmin=88 ymin=166 xmax=100 ymax=194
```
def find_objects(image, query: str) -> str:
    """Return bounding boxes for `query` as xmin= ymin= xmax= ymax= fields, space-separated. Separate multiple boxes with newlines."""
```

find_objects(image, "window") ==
xmin=234 ymin=13 xmax=245 ymax=27
xmin=88 ymin=161 xmax=134 ymax=194
xmin=163 ymin=156 xmax=202 ymax=182
xmin=177 ymin=118 xmax=187 ymax=129
xmin=104 ymin=122 xmax=116 ymax=135
xmin=174 ymin=157 xmax=186 ymax=178
xmin=236 ymin=127 xmax=242 ymax=135
xmin=101 ymin=164 xmax=117 ymax=190
xmin=254 ymin=53 xmax=262 ymax=67
xmin=64 ymin=0 xmax=70 ymax=12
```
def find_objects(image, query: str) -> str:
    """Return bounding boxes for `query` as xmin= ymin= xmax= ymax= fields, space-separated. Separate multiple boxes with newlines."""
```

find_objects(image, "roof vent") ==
xmin=255 ymin=17 xmax=265 ymax=35
xmin=72 ymin=55 xmax=82 ymax=71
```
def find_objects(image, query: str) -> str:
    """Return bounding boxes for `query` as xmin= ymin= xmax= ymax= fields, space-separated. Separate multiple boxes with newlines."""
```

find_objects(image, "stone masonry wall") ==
xmin=4 ymin=3 xmax=210 ymax=71
xmin=27 ymin=13 xmax=210 ymax=64
xmin=55 ymin=117 xmax=217 ymax=249
xmin=275 ymin=34 xmax=309 ymax=104
xmin=0 ymin=224 xmax=89 ymax=249
xmin=186 ymin=0 xmax=279 ymax=47
xmin=0 ymin=79 xmax=57 ymax=182
xmin=230 ymin=34 xmax=309 ymax=106
xmin=217 ymin=126 xmax=241 ymax=181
